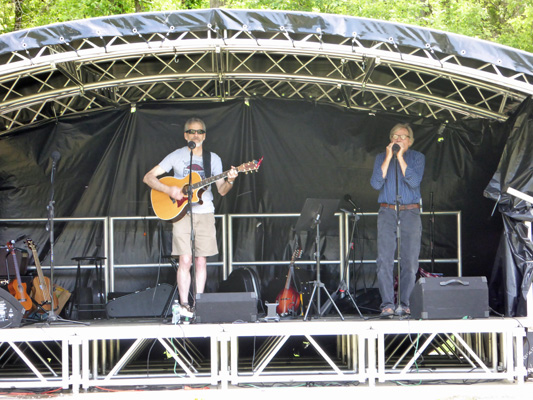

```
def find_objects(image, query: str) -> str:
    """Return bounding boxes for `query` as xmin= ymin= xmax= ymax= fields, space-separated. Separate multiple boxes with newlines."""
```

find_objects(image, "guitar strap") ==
xmin=203 ymin=150 xmax=212 ymax=179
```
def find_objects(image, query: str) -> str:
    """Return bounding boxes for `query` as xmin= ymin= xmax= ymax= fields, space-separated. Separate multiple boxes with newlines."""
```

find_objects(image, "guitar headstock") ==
xmin=237 ymin=157 xmax=263 ymax=174
xmin=290 ymin=248 xmax=303 ymax=262
xmin=26 ymin=239 xmax=36 ymax=251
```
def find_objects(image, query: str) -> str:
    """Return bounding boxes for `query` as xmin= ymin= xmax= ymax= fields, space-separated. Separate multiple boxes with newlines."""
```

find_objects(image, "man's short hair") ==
xmin=184 ymin=117 xmax=206 ymax=132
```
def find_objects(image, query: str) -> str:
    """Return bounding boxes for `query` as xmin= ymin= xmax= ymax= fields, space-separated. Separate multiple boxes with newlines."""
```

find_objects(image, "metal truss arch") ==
xmin=1 ymin=9 xmax=533 ymax=135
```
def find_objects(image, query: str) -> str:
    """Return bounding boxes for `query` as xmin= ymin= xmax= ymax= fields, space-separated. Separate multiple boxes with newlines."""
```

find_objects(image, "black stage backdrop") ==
xmin=0 ymin=98 xmax=509 ymax=311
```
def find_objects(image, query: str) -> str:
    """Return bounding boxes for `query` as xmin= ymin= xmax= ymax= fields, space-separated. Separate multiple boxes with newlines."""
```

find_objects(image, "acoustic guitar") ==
xmin=150 ymin=158 xmax=262 ymax=221
xmin=6 ymin=240 xmax=34 ymax=311
xmin=276 ymin=248 xmax=302 ymax=317
xmin=26 ymin=239 xmax=58 ymax=312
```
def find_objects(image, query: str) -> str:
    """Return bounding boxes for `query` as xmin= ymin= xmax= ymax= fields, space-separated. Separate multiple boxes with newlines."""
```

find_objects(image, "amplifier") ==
xmin=195 ymin=292 xmax=258 ymax=323
xmin=410 ymin=276 xmax=489 ymax=320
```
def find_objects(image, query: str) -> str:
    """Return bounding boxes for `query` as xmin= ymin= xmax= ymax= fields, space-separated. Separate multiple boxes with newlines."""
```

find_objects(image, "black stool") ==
xmin=69 ymin=256 xmax=106 ymax=319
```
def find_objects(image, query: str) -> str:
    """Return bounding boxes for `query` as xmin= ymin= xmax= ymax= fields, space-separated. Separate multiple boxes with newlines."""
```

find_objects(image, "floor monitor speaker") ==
xmin=106 ymin=284 xmax=174 ymax=318
xmin=410 ymin=276 xmax=489 ymax=320
xmin=195 ymin=292 xmax=258 ymax=323
xmin=0 ymin=288 xmax=24 ymax=328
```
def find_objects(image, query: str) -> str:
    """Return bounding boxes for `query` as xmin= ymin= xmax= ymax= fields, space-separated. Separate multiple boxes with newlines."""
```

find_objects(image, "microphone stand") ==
xmin=430 ymin=192 xmax=435 ymax=273
xmin=45 ymin=153 xmax=86 ymax=325
xmin=187 ymin=145 xmax=197 ymax=306
xmin=44 ymin=155 xmax=60 ymax=323
xmin=393 ymin=151 xmax=402 ymax=310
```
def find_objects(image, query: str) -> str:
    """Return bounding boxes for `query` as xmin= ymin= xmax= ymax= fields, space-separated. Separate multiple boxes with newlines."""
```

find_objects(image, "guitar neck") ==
xmin=190 ymin=169 xmax=231 ymax=191
xmin=7 ymin=242 xmax=25 ymax=297
xmin=284 ymin=262 xmax=295 ymax=290
xmin=28 ymin=242 xmax=52 ymax=302
xmin=284 ymin=247 xmax=301 ymax=290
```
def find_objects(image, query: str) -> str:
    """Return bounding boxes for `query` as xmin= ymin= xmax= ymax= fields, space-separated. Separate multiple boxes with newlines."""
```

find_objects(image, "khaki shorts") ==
xmin=172 ymin=213 xmax=218 ymax=257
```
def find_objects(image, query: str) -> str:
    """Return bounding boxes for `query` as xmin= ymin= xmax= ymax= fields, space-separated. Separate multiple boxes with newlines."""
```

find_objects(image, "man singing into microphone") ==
xmin=143 ymin=117 xmax=238 ymax=321
xmin=370 ymin=123 xmax=425 ymax=318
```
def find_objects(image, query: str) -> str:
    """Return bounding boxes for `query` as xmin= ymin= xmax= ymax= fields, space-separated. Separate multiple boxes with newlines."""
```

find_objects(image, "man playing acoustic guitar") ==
xmin=143 ymin=117 xmax=238 ymax=321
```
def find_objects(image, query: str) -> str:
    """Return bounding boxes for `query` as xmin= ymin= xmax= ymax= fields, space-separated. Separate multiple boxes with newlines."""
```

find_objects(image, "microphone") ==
xmin=315 ymin=204 xmax=323 ymax=222
xmin=51 ymin=150 xmax=61 ymax=163
xmin=187 ymin=141 xmax=196 ymax=149
xmin=392 ymin=143 xmax=400 ymax=156
xmin=344 ymin=194 xmax=360 ymax=211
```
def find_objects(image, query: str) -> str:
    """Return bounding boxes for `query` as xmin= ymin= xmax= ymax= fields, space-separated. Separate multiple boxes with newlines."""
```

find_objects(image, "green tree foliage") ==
xmin=1 ymin=0 xmax=532 ymax=53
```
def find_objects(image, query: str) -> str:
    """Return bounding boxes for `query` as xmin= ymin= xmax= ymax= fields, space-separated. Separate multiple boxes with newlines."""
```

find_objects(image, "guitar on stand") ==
xmin=26 ymin=239 xmax=58 ymax=313
xmin=151 ymin=158 xmax=263 ymax=221
xmin=6 ymin=240 xmax=34 ymax=312
xmin=276 ymin=247 xmax=302 ymax=317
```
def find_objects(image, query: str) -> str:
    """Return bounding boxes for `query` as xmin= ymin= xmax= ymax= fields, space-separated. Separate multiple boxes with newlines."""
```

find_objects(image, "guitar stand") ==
xmin=294 ymin=198 xmax=344 ymax=321
xmin=304 ymin=279 xmax=344 ymax=321
xmin=27 ymin=299 xmax=54 ymax=322
xmin=320 ymin=280 xmax=364 ymax=319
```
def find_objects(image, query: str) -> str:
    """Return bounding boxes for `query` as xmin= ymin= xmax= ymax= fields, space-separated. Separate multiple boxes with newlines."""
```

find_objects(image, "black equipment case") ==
xmin=410 ymin=276 xmax=489 ymax=320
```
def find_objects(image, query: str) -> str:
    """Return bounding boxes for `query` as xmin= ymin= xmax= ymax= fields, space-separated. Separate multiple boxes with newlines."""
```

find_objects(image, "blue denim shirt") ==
xmin=370 ymin=149 xmax=425 ymax=205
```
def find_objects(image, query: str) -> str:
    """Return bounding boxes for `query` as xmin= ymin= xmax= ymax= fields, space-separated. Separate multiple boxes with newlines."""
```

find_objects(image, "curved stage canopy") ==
xmin=1 ymin=8 xmax=533 ymax=134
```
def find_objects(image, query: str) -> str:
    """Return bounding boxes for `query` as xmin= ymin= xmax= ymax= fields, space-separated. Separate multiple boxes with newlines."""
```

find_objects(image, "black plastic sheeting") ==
xmin=0 ymin=97 xmax=512 ymax=312
xmin=484 ymin=97 xmax=533 ymax=317
xmin=1 ymin=9 xmax=532 ymax=76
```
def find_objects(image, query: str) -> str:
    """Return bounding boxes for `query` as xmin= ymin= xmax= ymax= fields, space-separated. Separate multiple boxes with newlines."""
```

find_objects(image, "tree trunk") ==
xmin=14 ymin=0 xmax=24 ymax=31
xmin=210 ymin=0 xmax=226 ymax=8
xmin=420 ymin=0 xmax=431 ymax=18
xmin=135 ymin=0 xmax=143 ymax=13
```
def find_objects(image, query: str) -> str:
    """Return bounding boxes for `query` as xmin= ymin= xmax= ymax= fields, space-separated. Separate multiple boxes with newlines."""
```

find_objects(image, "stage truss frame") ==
xmin=2 ymin=10 xmax=533 ymax=136
xmin=0 ymin=318 xmax=528 ymax=393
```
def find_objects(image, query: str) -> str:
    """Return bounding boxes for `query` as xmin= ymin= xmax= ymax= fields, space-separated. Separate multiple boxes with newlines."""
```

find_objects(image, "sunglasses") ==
xmin=186 ymin=129 xmax=206 ymax=135
xmin=391 ymin=134 xmax=410 ymax=140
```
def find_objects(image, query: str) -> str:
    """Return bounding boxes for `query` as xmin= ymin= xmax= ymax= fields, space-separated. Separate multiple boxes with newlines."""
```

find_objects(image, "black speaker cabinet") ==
xmin=195 ymin=292 xmax=258 ymax=323
xmin=0 ymin=288 xmax=25 ymax=328
xmin=106 ymin=284 xmax=174 ymax=318
xmin=410 ymin=276 xmax=489 ymax=320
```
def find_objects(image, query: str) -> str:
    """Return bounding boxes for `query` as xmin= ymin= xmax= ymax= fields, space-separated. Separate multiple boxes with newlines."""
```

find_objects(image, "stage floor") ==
xmin=0 ymin=313 xmax=531 ymax=396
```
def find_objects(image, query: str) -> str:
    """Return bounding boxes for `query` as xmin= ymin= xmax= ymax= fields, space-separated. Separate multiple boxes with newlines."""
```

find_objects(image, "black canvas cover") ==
xmin=484 ymin=97 xmax=533 ymax=316
xmin=0 ymin=97 xmax=511 ymax=301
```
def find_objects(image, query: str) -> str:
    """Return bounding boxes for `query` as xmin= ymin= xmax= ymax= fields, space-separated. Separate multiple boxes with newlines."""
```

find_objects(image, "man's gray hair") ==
xmin=389 ymin=123 xmax=414 ymax=144
xmin=184 ymin=117 xmax=206 ymax=132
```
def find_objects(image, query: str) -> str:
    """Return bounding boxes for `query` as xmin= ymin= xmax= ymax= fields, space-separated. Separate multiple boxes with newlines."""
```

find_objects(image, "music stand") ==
xmin=295 ymin=198 xmax=344 ymax=321
xmin=320 ymin=211 xmax=365 ymax=319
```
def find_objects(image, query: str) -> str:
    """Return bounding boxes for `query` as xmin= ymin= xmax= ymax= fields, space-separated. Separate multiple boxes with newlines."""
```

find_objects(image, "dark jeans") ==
xmin=376 ymin=207 xmax=422 ymax=310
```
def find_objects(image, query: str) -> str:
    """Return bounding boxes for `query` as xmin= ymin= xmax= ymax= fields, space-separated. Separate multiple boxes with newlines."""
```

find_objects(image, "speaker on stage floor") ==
xmin=106 ymin=284 xmax=174 ymax=318
xmin=0 ymin=288 xmax=24 ymax=328
xmin=410 ymin=276 xmax=489 ymax=320
xmin=195 ymin=292 xmax=258 ymax=323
